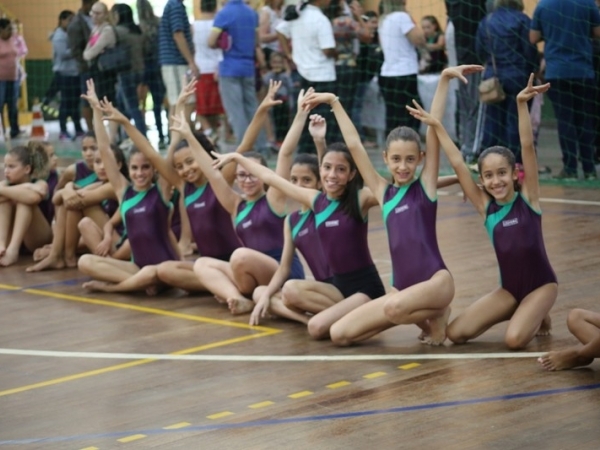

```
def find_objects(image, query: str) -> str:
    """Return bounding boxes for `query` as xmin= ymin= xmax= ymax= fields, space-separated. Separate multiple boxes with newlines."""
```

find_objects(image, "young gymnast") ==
xmin=190 ymin=86 xmax=311 ymax=314
xmin=0 ymin=142 xmax=52 ymax=266
xmin=128 ymin=78 xmax=274 ymax=294
xmin=27 ymin=145 xmax=128 ymax=272
xmin=212 ymin=139 xmax=386 ymax=338
xmin=77 ymin=79 xmax=180 ymax=293
xmin=538 ymin=309 xmax=600 ymax=371
xmin=38 ymin=141 xmax=59 ymax=224
xmin=412 ymin=73 xmax=556 ymax=350
xmin=301 ymin=66 xmax=483 ymax=346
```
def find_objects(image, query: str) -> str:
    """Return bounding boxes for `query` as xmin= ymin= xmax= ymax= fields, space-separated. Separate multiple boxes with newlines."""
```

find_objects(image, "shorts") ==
xmin=196 ymin=74 xmax=224 ymax=116
xmin=332 ymin=264 xmax=385 ymax=300
xmin=161 ymin=65 xmax=195 ymax=106
xmin=265 ymin=248 xmax=305 ymax=281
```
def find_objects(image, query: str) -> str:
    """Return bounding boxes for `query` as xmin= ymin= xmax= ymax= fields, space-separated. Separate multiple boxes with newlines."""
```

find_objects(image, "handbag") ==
xmin=478 ymin=15 xmax=505 ymax=104
xmin=96 ymin=26 xmax=132 ymax=73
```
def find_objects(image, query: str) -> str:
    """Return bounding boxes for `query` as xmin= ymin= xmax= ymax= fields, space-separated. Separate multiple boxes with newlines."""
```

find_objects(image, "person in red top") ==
xmin=0 ymin=18 xmax=20 ymax=139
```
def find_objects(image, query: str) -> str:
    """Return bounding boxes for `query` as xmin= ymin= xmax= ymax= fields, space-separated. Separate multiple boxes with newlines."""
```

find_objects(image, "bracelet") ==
xmin=330 ymin=96 xmax=340 ymax=110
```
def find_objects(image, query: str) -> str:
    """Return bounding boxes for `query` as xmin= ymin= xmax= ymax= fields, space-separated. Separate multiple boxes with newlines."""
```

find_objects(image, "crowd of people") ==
xmin=0 ymin=1 xmax=599 ymax=372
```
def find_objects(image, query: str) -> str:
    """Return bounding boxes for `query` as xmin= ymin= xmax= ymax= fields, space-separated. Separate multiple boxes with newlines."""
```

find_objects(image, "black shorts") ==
xmin=332 ymin=264 xmax=385 ymax=300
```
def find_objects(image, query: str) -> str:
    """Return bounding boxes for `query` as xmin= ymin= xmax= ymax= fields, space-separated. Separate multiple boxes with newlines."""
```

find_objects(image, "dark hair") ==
xmin=200 ymin=0 xmax=218 ymax=13
xmin=175 ymin=131 xmax=217 ymax=159
xmin=58 ymin=10 xmax=74 ymax=26
xmin=243 ymin=151 xmax=268 ymax=167
xmin=477 ymin=146 xmax=520 ymax=192
xmin=384 ymin=126 xmax=421 ymax=153
xmin=322 ymin=143 xmax=363 ymax=222
xmin=421 ymin=15 xmax=443 ymax=32
xmin=284 ymin=0 xmax=312 ymax=21
xmin=82 ymin=130 xmax=96 ymax=141
xmin=324 ymin=0 xmax=344 ymax=20
xmin=0 ymin=18 xmax=11 ymax=30
xmin=364 ymin=10 xmax=378 ymax=19
xmin=112 ymin=3 xmax=141 ymax=34
xmin=9 ymin=142 xmax=50 ymax=180
xmin=293 ymin=153 xmax=320 ymax=180
xmin=110 ymin=143 xmax=130 ymax=179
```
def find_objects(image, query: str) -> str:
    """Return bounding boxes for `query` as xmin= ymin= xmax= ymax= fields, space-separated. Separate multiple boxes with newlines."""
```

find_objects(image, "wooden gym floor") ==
xmin=0 ymin=182 xmax=599 ymax=449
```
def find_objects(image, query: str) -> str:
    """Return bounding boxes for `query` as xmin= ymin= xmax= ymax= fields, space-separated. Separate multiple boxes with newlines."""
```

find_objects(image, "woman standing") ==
xmin=378 ymin=0 xmax=424 ymax=134
xmin=0 ymin=18 xmax=19 ymax=140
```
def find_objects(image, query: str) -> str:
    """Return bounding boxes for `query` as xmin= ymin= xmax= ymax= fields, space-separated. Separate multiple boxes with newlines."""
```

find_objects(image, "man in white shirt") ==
xmin=277 ymin=0 xmax=340 ymax=153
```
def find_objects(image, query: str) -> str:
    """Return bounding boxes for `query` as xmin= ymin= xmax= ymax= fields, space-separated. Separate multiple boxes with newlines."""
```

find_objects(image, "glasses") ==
xmin=236 ymin=172 xmax=257 ymax=182
xmin=90 ymin=10 xmax=103 ymax=15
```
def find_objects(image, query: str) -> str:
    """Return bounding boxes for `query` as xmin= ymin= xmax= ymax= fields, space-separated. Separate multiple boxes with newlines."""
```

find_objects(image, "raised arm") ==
xmin=516 ymin=74 xmax=550 ymax=209
xmin=407 ymin=101 xmax=488 ymax=215
xmin=171 ymin=113 xmax=241 ymax=215
xmin=267 ymin=87 xmax=312 ymax=213
xmin=82 ymin=80 xmax=128 ymax=200
xmin=308 ymin=114 xmax=327 ymax=162
xmin=304 ymin=92 xmax=388 ymax=202
xmin=213 ymin=152 xmax=319 ymax=209
xmin=421 ymin=65 xmax=484 ymax=198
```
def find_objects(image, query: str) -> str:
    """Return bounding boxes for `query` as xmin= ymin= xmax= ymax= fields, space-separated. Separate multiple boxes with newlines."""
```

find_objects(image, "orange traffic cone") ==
xmin=30 ymin=100 xmax=46 ymax=139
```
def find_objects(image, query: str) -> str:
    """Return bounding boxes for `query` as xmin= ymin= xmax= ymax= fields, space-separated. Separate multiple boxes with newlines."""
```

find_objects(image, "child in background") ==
xmin=419 ymin=15 xmax=447 ymax=74
xmin=263 ymin=52 xmax=293 ymax=146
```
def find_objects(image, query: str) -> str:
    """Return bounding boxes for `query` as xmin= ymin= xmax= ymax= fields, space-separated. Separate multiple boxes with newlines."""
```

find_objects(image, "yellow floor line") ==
xmin=207 ymin=411 xmax=234 ymax=420
xmin=288 ymin=391 xmax=313 ymax=399
xmin=248 ymin=401 xmax=274 ymax=409
xmin=326 ymin=381 xmax=351 ymax=389
xmin=399 ymin=363 xmax=421 ymax=370
xmin=363 ymin=371 xmax=387 ymax=379
xmin=0 ymin=283 xmax=21 ymax=290
xmin=163 ymin=422 xmax=191 ymax=430
xmin=117 ymin=434 xmax=146 ymax=443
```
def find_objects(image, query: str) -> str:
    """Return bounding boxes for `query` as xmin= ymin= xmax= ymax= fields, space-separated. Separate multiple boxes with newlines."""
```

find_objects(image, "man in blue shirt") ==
xmin=158 ymin=0 xmax=198 ymax=120
xmin=530 ymin=0 xmax=600 ymax=180
xmin=209 ymin=0 xmax=268 ymax=150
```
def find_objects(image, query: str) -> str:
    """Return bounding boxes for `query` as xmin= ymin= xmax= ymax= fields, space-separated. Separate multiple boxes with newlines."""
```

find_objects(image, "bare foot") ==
xmin=537 ymin=349 xmax=594 ymax=371
xmin=82 ymin=280 xmax=116 ymax=292
xmin=0 ymin=245 xmax=6 ymax=258
xmin=424 ymin=307 xmax=451 ymax=346
xmin=214 ymin=295 xmax=227 ymax=304
xmin=33 ymin=245 xmax=52 ymax=262
xmin=64 ymin=255 xmax=78 ymax=269
xmin=145 ymin=285 xmax=159 ymax=296
xmin=0 ymin=248 xmax=19 ymax=267
xmin=416 ymin=320 xmax=431 ymax=342
xmin=536 ymin=314 xmax=552 ymax=336
xmin=26 ymin=255 xmax=66 ymax=272
xmin=227 ymin=297 xmax=255 ymax=315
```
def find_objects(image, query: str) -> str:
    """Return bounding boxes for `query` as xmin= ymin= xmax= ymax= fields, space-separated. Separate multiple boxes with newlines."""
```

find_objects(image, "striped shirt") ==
xmin=158 ymin=0 xmax=193 ymax=66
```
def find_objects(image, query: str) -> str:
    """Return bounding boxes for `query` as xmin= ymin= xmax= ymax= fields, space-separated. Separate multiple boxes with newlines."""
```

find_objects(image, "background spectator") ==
xmin=0 ymin=18 xmax=19 ymax=139
xmin=137 ymin=0 xmax=166 ymax=148
xmin=67 ymin=0 xmax=96 ymax=132
xmin=52 ymin=10 xmax=84 ymax=140
xmin=378 ymin=0 xmax=424 ymax=135
xmin=476 ymin=0 xmax=538 ymax=163
xmin=445 ymin=0 xmax=487 ymax=161
xmin=420 ymin=15 xmax=447 ymax=74
xmin=259 ymin=0 xmax=284 ymax=63
xmin=531 ymin=0 xmax=600 ymax=180
xmin=263 ymin=51 xmax=293 ymax=143
xmin=158 ymin=0 xmax=197 ymax=123
xmin=209 ymin=0 xmax=268 ymax=151
xmin=192 ymin=0 xmax=224 ymax=141
xmin=277 ymin=0 xmax=338 ymax=153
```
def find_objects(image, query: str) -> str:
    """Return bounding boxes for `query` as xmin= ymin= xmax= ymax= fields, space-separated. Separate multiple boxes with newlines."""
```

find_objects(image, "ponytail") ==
xmin=9 ymin=142 xmax=50 ymax=180
xmin=284 ymin=0 xmax=310 ymax=21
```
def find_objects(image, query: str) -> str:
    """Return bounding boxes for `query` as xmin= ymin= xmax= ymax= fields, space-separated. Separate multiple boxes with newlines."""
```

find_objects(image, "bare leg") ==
xmin=78 ymin=216 xmax=105 ymax=253
xmin=282 ymin=279 xmax=344 ymax=314
xmin=504 ymin=283 xmax=557 ymax=350
xmin=112 ymin=239 xmax=130 ymax=260
xmin=2 ymin=204 xmax=52 ymax=266
xmin=64 ymin=209 xmax=84 ymax=266
xmin=446 ymin=287 xmax=517 ymax=345
xmin=84 ymin=265 xmax=159 ymax=294
xmin=538 ymin=308 xmax=600 ymax=371
xmin=537 ymin=314 xmax=552 ymax=336
xmin=78 ymin=254 xmax=139 ymax=284
xmin=156 ymin=260 xmax=206 ymax=292
xmin=82 ymin=105 xmax=93 ymax=132
xmin=0 ymin=201 xmax=15 ymax=258
xmin=194 ymin=256 xmax=251 ymax=313
xmin=27 ymin=203 xmax=68 ymax=272
xmin=307 ymin=293 xmax=371 ymax=340
xmin=252 ymin=286 xmax=310 ymax=325
xmin=382 ymin=270 xmax=455 ymax=345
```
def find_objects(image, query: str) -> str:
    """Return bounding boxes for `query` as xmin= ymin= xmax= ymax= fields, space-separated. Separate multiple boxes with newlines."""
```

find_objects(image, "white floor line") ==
xmin=0 ymin=348 xmax=545 ymax=361
xmin=438 ymin=190 xmax=600 ymax=207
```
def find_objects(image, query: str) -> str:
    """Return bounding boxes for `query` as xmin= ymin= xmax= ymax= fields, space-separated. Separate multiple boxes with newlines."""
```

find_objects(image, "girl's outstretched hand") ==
xmin=211 ymin=151 xmax=239 ymax=170
xmin=81 ymin=78 xmax=101 ymax=109
xmin=308 ymin=114 xmax=327 ymax=140
xmin=297 ymin=86 xmax=314 ymax=113
xmin=176 ymin=77 xmax=197 ymax=108
xmin=302 ymin=92 xmax=338 ymax=112
xmin=441 ymin=64 xmax=484 ymax=84
xmin=406 ymin=99 xmax=440 ymax=126
xmin=517 ymin=73 xmax=550 ymax=103
xmin=249 ymin=295 xmax=270 ymax=326
xmin=99 ymin=99 xmax=129 ymax=125
xmin=169 ymin=111 xmax=193 ymax=136
xmin=260 ymin=79 xmax=284 ymax=109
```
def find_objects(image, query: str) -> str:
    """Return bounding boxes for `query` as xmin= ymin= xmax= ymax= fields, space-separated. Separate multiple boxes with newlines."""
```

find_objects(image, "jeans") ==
xmin=546 ymin=78 xmax=597 ymax=175
xmin=351 ymin=81 xmax=370 ymax=139
xmin=118 ymin=71 xmax=146 ymax=136
xmin=0 ymin=80 xmax=19 ymax=137
xmin=58 ymin=73 xmax=84 ymax=134
xmin=218 ymin=76 xmax=267 ymax=150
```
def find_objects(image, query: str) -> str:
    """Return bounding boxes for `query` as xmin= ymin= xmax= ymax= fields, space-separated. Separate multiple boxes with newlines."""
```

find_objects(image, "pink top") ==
xmin=0 ymin=38 xmax=18 ymax=81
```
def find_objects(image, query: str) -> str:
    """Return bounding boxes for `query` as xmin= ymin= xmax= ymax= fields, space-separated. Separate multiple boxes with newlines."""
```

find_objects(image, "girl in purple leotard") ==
xmin=412 ymin=73 xmax=557 ymax=350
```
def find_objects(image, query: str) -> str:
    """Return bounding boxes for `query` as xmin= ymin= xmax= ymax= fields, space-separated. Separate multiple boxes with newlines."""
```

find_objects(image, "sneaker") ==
xmin=584 ymin=171 xmax=598 ymax=181
xmin=73 ymin=131 xmax=86 ymax=140
xmin=553 ymin=169 xmax=578 ymax=181
xmin=59 ymin=132 xmax=72 ymax=140
xmin=538 ymin=166 xmax=552 ymax=175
